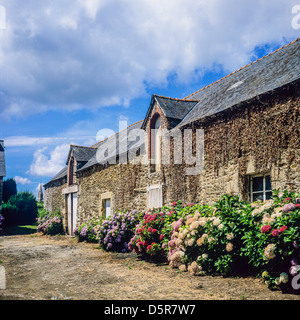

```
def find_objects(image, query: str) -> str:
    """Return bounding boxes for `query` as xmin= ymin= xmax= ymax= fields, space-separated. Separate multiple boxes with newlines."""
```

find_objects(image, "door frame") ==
xmin=67 ymin=192 xmax=77 ymax=235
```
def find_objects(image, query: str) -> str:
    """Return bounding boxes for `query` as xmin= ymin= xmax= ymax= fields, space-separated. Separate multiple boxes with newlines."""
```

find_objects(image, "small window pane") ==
xmin=266 ymin=192 xmax=272 ymax=200
xmin=253 ymin=192 xmax=264 ymax=202
xmin=253 ymin=177 xmax=263 ymax=192
xmin=265 ymin=175 xmax=271 ymax=191
xmin=105 ymin=199 xmax=111 ymax=218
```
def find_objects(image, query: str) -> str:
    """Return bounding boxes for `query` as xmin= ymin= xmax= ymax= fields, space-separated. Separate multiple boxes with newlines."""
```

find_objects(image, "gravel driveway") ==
xmin=0 ymin=234 xmax=299 ymax=300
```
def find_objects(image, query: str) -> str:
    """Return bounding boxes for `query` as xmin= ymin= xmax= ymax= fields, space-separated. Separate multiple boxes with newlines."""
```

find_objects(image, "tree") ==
xmin=3 ymin=178 xmax=17 ymax=203
xmin=2 ymin=192 xmax=38 ymax=226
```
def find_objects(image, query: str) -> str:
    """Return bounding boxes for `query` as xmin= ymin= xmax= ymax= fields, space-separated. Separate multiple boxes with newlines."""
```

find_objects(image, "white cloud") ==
xmin=29 ymin=144 xmax=70 ymax=177
xmin=4 ymin=119 xmax=101 ymax=147
xmin=0 ymin=0 xmax=299 ymax=119
xmin=5 ymin=136 xmax=65 ymax=147
xmin=79 ymin=0 xmax=108 ymax=20
xmin=14 ymin=176 xmax=32 ymax=185
xmin=4 ymin=135 xmax=96 ymax=148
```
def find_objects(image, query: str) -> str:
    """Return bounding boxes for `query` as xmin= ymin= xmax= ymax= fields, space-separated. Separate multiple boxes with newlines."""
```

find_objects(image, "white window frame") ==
xmin=100 ymin=192 xmax=114 ymax=219
xmin=250 ymin=174 xmax=272 ymax=202
xmin=104 ymin=199 xmax=111 ymax=218
xmin=147 ymin=184 xmax=163 ymax=209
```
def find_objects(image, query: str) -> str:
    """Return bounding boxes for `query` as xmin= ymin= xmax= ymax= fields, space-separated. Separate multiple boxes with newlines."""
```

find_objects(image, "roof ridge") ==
xmin=185 ymin=38 xmax=300 ymax=99
xmin=154 ymin=94 xmax=199 ymax=102
xmin=89 ymin=119 xmax=144 ymax=148
xmin=70 ymin=144 xmax=97 ymax=149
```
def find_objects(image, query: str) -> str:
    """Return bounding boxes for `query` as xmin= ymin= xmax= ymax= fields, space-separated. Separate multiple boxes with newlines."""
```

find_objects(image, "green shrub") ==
xmin=2 ymin=178 xmax=17 ymax=203
xmin=37 ymin=202 xmax=49 ymax=219
xmin=2 ymin=192 xmax=38 ymax=226
xmin=1 ymin=202 xmax=18 ymax=226
xmin=37 ymin=210 xmax=63 ymax=235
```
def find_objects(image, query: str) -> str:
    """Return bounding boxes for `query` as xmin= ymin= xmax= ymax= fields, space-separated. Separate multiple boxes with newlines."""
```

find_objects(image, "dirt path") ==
xmin=0 ymin=234 xmax=299 ymax=300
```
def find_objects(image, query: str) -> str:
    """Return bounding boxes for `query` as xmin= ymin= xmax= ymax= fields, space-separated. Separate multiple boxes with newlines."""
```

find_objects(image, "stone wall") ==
xmin=44 ymin=179 xmax=67 ymax=215
xmin=160 ymin=83 xmax=300 ymax=205
xmin=76 ymin=161 xmax=149 ymax=223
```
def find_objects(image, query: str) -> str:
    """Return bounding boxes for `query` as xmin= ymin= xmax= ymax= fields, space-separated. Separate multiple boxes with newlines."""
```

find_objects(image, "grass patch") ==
xmin=1 ymin=222 xmax=38 ymax=236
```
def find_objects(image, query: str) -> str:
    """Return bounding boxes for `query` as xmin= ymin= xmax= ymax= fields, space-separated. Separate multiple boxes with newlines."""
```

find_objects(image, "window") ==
xmin=150 ymin=116 xmax=161 ymax=172
xmin=100 ymin=192 xmax=114 ymax=219
xmin=68 ymin=157 xmax=75 ymax=186
xmin=104 ymin=199 xmax=111 ymax=218
xmin=154 ymin=117 xmax=161 ymax=172
xmin=251 ymin=174 xmax=272 ymax=202
xmin=147 ymin=184 xmax=163 ymax=209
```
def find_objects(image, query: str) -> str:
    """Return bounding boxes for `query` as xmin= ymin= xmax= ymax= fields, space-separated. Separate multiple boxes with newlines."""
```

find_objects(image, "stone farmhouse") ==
xmin=0 ymin=140 xmax=6 ymax=215
xmin=44 ymin=38 xmax=300 ymax=235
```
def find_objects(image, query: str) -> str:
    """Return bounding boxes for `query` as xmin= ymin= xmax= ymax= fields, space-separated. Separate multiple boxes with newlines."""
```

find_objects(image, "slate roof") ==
xmin=0 ymin=140 xmax=6 ymax=177
xmin=141 ymin=95 xmax=198 ymax=129
xmin=78 ymin=120 xmax=145 ymax=172
xmin=44 ymin=120 xmax=145 ymax=185
xmin=43 ymin=166 xmax=68 ymax=188
xmin=155 ymin=95 xmax=199 ymax=120
xmin=178 ymin=38 xmax=300 ymax=128
xmin=66 ymin=145 xmax=97 ymax=164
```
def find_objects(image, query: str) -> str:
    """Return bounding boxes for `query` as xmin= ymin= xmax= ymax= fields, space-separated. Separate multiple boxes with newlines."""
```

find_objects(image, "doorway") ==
xmin=67 ymin=193 xmax=77 ymax=235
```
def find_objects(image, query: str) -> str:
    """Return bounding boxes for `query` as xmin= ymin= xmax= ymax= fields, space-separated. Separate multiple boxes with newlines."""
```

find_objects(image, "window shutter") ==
xmin=147 ymin=184 xmax=163 ymax=209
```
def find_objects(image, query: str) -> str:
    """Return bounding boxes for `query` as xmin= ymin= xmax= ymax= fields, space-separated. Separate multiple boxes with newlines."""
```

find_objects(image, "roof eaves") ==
xmin=141 ymin=95 xmax=157 ymax=130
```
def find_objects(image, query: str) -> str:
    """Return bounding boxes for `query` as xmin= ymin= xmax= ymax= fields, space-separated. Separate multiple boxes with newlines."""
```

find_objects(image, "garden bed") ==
xmin=74 ymin=191 xmax=300 ymax=293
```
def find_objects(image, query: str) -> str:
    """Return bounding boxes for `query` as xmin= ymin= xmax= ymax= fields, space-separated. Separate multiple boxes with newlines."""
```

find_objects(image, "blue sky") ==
xmin=0 ymin=0 xmax=299 ymax=196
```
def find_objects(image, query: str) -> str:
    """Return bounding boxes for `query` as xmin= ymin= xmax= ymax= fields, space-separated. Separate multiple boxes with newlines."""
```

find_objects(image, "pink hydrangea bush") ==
xmin=128 ymin=210 xmax=168 ymax=261
xmin=166 ymin=191 xmax=300 ymax=291
xmin=168 ymin=195 xmax=252 ymax=276
xmin=74 ymin=217 xmax=100 ymax=243
xmin=37 ymin=213 xmax=63 ymax=235
xmin=128 ymin=201 xmax=198 ymax=261
xmin=243 ymin=190 xmax=300 ymax=291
